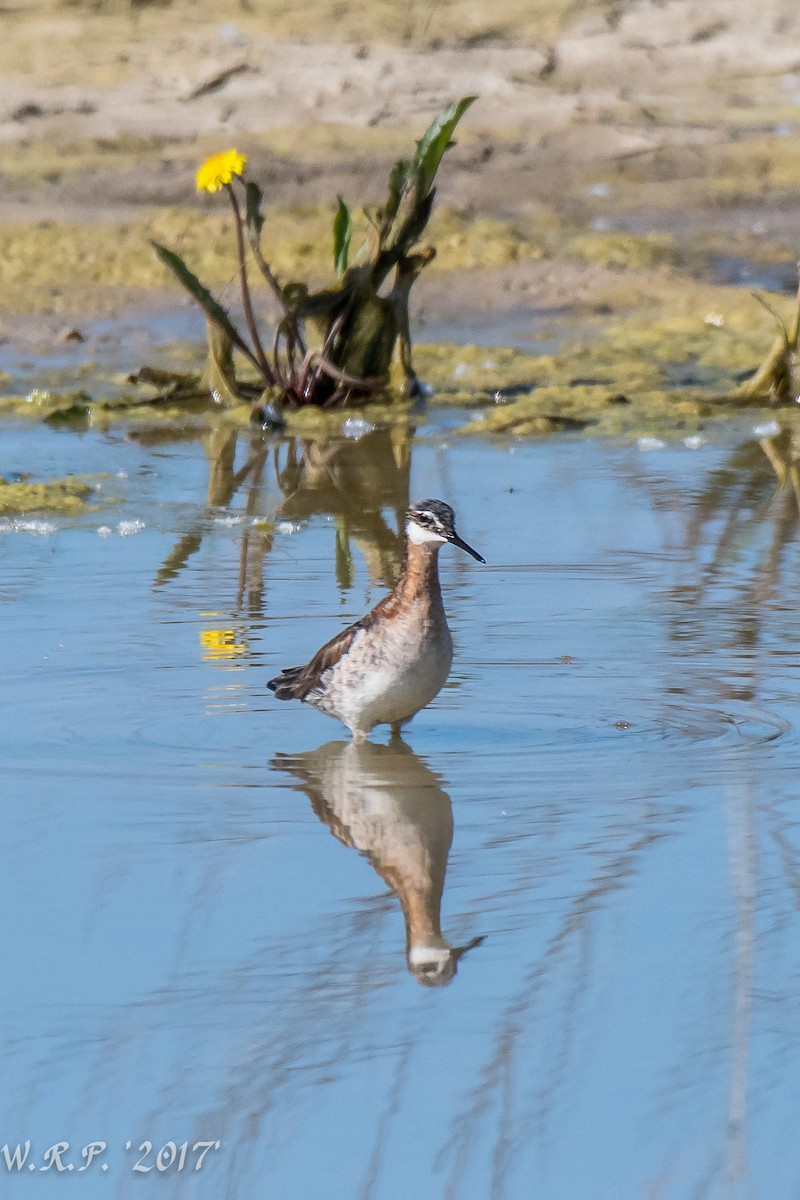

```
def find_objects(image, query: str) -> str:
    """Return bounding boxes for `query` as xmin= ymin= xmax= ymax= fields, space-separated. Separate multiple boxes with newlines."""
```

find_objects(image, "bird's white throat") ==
xmin=409 ymin=944 xmax=451 ymax=966
xmin=406 ymin=519 xmax=446 ymax=546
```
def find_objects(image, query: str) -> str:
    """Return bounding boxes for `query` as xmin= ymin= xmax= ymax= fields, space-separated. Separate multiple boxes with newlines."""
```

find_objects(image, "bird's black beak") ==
xmin=452 ymin=934 xmax=487 ymax=964
xmin=449 ymin=530 xmax=485 ymax=563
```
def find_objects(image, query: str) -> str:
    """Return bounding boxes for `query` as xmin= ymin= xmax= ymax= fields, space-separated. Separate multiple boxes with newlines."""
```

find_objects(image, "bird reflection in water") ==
xmin=272 ymin=738 xmax=484 ymax=987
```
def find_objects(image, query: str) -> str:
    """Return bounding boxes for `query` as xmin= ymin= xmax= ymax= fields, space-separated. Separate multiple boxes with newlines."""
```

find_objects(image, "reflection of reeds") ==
xmin=725 ymin=768 xmax=756 ymax=1196
xmin=679 ymin=436 xmax=798 ymax=608
xmin=434 ymin=439 xmax=797 ymax=1199
xmin=625 ymin=433 xmax=798 ymax=673
xmin=271 ymin=426 xmax=411 ymax=588
xmin=436 ymin=818 xmax=672 ymax=1200
xmin=626 ymin=441 xmax=800 ymax=1198
xmin=152 ymin=422 xmax=413 ymax=607
xmin=4 ymin=895 xmax=414 ymax=1195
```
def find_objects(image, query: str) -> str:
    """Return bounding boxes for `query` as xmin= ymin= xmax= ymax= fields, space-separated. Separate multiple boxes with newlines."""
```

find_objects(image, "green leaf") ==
xmin=245 ymin=181 xmax=265 ymax=243
xmin=383 ymin=158 xmax=411 ymax=226
xmin=333 ymin=196 xmax=352 ymax=279
xmin=150 ymin=241 xmax=252 ymax=359
xmin=412 ymin=96 xmax=477 ymax=198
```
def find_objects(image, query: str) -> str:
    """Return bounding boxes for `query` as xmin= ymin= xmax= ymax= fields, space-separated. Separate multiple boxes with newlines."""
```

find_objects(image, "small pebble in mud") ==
xmin=11 ymin=102 xmax=44 ymax=121
xmin=217 ymin=22 xmax=250 ymax=46
xmin=251 ymin=403 xmax=285 ymax=431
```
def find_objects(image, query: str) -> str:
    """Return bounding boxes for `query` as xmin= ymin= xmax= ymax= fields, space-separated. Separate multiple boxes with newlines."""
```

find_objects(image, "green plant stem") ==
xmin=226 ymin=183 xmax=275 ymax=387
xmin=249 ymin=236 xmax=305 ymax=353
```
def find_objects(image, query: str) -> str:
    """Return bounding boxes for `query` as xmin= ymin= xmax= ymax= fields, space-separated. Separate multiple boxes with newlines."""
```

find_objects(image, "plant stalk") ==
xmin=248 ymin=236 xmax=307 ymax=356
xmin=227 ymin=183 xmax=276 ymax=387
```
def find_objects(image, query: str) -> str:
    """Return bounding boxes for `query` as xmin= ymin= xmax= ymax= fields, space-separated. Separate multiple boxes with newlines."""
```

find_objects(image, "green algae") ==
xmin=266 ymin=397 xmax=416 ymax=437
xmin=460 ymin=384 xmax=712 ymax=439
xmin=4 ymin=248 xmax=800 ymax=441
xmin=0 ymin=389 xmax=93 ymax=422
xmin=0 ymin=301 xmax=783 ymax=442
xmin=0 ymin=205 xmax=543 ymax=316
xmin=564 ymin=230 xmax=678 ymax=272
xmin=0 ymin=473 xmax=99 ymax=515
xmin=446 ymin=282 xmax=800 ymax=438
xmin=586 ymin=134 xmax=800 ymax=214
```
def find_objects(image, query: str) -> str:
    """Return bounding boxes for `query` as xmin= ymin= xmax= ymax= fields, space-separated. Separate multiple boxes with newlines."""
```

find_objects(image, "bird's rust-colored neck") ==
xmin=380 ymin=860 xmax=447 ymax=949
xmin=396 ymin=539 xmax=442 ymax=603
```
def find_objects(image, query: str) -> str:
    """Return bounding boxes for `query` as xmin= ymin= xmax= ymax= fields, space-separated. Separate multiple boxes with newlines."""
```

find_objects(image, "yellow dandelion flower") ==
xmin=196 ymin=149 xmax=247 ymax=194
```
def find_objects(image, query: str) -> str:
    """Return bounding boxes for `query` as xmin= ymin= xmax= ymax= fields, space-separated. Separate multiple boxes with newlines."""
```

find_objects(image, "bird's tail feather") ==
xmin=267 ymin=666 xmax=306 ymax=700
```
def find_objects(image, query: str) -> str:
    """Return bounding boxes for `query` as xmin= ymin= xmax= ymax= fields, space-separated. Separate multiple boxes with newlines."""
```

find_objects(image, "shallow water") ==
xmin=2 ymin=409 xmax=800 ymax=1199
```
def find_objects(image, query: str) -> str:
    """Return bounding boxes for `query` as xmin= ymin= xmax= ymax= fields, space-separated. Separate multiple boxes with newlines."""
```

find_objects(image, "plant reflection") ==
xmin=153 ymin=422 xmax=412 ymax=607
xmin=439 ymin=430 xmax=799 ymax=1196
xmin=626 ymin=427 xmax=800 ymax=1198
xmin=682 ymin=427 xmax=800 ymax=607
xmin=676 ymin=431 xmax=799 ymax=1198
xmin=272 ymin=738 xmax=484 ymax=987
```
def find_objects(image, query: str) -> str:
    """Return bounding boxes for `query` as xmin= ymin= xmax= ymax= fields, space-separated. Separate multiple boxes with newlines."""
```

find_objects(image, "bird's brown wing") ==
xmin=267 ymin=589 xmax=401 ymax=702
xmin=267 ymin=616 xmax=366 ymax=701
xmin=295 ymin=619 xmax=366 ymax=698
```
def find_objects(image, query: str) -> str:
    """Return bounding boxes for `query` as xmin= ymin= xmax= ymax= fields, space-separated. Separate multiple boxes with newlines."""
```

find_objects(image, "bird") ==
xmin=267 ymin=499 xmax=485 ymax=741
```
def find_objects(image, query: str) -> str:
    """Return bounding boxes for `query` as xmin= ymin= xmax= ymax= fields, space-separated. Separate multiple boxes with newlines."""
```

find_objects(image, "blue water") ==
xmin=2 ymin=414 xmax=800 ymax=1199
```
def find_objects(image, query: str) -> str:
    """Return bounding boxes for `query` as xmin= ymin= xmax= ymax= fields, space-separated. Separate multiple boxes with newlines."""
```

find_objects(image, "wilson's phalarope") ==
xmin=267 ymin=499 xmax=485 ymax=740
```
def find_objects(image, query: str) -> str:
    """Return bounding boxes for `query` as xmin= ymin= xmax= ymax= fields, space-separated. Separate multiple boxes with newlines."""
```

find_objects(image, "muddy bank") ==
xmin=4 ymin=0 xmax=800 ymax=284
xmin=4 ymin=0 xmax=800 ymax=441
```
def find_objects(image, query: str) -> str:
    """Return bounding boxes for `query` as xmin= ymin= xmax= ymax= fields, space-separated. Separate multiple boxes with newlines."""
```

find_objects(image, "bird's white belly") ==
xmin=313 ymin=610 xmax=453 ymax=733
